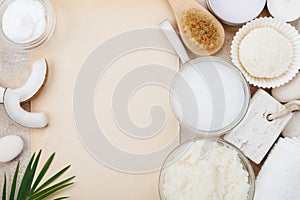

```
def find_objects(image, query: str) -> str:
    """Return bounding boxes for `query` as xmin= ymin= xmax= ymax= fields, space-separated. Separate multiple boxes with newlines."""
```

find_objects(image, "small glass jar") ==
xmin=205 ymin=0 xmax=266 ymax=26
xmin=159 ymin=138 xmax=255 ymax=200
xmin=0 ymin=0 xmax=56 ymax=51
xmin=170 ymin=56 xmax=250 ymax=137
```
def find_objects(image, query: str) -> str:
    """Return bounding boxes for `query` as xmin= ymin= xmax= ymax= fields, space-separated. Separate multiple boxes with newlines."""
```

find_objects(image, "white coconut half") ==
xmin=4 ymin=89 xmax=48 ymax=128
xmin=0 ymin=87 xmax=5 ymax=104
xmin=13 ymin=58 xmax=48 ymax=102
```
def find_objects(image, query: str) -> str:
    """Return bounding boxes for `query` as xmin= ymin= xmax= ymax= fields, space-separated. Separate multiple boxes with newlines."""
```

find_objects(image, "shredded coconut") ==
xmin=162 ymin=140 xmax=250 ymax=200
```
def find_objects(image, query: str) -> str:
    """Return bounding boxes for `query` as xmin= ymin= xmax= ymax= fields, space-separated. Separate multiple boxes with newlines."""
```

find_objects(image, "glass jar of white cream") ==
xmin=0 ymin=0 xmax=56 ymax=51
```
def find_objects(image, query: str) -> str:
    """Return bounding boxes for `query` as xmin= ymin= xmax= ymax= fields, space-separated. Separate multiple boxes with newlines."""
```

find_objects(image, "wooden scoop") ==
xmin=167 ymin=0 xmax=225 ymax=56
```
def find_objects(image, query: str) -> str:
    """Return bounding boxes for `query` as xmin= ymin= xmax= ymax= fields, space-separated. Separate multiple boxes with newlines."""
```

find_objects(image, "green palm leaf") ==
xmin=29 ymin=176 xmax=75 ymax=199
xmin=34 ymin=182 xmax=74 ymax=200
xmin=17 ymin=150 xmax=42 ymax=200
xmin=1 ymin=150 xmax=74 ymax=200
xmin=2 ymin=174 xmax=6 ymax=200
xmin=34 ymin=165 xmax=72 ymax=193
xmin=53 ymin=197 xmax=69 ymax=200
xmin=9 ymin=161 xmax=19 ymax=200
xmin=31 ymin=153 xmax=55 ymax=192
xmin=17 ymin=152 xmax=36 ymax=200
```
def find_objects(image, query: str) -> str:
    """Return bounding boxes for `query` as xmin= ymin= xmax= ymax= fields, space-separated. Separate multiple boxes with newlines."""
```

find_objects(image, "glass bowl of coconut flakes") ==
xmin=159 ymin=138 xmax=255 ymax=200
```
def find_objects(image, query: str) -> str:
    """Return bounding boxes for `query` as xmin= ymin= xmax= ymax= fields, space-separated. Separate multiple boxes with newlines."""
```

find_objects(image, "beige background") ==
xmin=31 ymin=0 xmax=180 ymax=199
xmin=29 ymin=0 xmax=300 ymax=199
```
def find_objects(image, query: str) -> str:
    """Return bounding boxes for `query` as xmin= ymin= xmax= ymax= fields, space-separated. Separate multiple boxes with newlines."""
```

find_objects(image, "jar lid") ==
xmin=206 ymin=0 xmax=266 ymax=25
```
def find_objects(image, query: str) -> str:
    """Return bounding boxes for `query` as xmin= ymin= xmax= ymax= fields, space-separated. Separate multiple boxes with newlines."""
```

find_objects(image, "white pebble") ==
xmin=272 ymin=73 xmax=300 ymax=103
xmin=0 ymin=135 xmax=23 ymax=163
xmin=282 ymin=112 xmax=300 ymax=139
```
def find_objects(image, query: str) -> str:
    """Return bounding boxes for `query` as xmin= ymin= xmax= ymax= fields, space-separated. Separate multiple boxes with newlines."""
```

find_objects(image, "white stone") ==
xmin=282 ymin=112 xmax=300 ymax=138
xmin=0 ymin=135 xmax=23 ymax=163
xmin=272 ymin=73 xmax=300 ymax=103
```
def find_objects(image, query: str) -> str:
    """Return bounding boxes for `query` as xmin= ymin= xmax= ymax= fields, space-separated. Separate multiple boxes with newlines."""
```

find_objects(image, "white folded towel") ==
xmin=255 ymin=137 xmax=300 ymax=200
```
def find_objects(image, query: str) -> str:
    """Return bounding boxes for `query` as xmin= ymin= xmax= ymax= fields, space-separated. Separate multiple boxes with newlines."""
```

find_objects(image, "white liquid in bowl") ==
xmin=170 ymin=57 xmax=248 ymax=133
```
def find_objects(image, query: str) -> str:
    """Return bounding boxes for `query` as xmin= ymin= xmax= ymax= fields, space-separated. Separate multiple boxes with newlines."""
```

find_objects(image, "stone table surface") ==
xmin=0 ymin=44 xmax=30 ymax=190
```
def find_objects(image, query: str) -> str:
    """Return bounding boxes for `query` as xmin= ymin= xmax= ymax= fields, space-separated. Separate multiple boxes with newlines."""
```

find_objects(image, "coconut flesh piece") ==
xmin=0 ymin=87 xmax=4 ymax=103
xmin=13 ymin=58 xmax=47 ymax=102
xmin=0 ymin=58 xmax=47 ymax=104
xmin=0 ymin=58 xmax=48 ymax=128
xmin=4 ymin=88 xmax=48 ymax=128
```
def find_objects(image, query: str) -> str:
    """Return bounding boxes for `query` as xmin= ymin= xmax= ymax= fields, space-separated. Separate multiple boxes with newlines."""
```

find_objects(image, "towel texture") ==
xmin=255 ymin=137 xmax=300 ymax=200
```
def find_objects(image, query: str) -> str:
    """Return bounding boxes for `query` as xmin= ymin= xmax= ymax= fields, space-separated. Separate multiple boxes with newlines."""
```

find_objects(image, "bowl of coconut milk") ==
xmin=0 ymin=0 xmax=56 ymax=51
xmin=170 ymin=56 xmax=250 ymax=137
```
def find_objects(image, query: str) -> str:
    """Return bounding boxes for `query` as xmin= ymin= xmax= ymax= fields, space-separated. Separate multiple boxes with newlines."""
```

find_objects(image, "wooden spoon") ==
xmin=167 ymin=0 xmax=225 ymax=56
